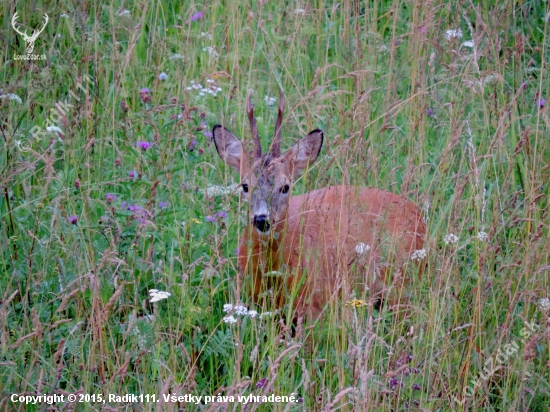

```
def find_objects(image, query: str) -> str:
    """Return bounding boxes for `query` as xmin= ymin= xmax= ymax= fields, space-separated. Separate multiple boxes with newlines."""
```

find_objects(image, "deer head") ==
xmin=213 ymin=91 xmax=323 ymax=235
xmin=12 ymin=12 xmax=49 ymax=55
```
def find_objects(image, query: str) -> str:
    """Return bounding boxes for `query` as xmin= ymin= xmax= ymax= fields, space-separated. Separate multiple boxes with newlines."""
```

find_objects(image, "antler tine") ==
xmin=246 ymin=91 xmax=262 ymax=158
xmin=272 ymin=88 xmax=285 ymax=157
xmin=11 ymin=12 xmax=27 ymax=38
xmin=30 ymin=14 xmax=49 ymax=41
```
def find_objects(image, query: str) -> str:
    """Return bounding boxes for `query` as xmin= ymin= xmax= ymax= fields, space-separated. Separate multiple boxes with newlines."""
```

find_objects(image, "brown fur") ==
xmin=237 ymin=185 xmax=426 ymax=321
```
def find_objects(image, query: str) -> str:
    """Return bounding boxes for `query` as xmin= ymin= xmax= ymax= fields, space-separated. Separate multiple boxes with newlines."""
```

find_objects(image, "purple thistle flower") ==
xmin=205 ymin=215 xmax=217 ymax=222
xmin=217 ymin=211 xmax=228 ymax=219
xmin=255 ymin=378 xmax=268 ymax=389
xmin=74 ymin=179 xmax=80 ymax=189
xmin=158 ymin=201 xmax=168 ymax=209
xmin=191 ymin=11 xmax=203 ymax=21
xmin=203 ymin=130 xmax=213 ymax=139
xmin=136 ymin=141 xmax=153 ymax=151
xmin=412 ymin=383 xmax=421 ymax=390
xmin=128 ymin=205 xmax=143 ymax=213
xmin=426 ymin=108 xmax=435 ymax=118
xmin=539 ymin=98 xmax=546 ymax=108
xmin=106 ymin=193 xmax=117 ymax=203
xmin=121 ymin=201 xmax=127 ymax=210
xmin=139 ymin=88 xmax=151 ymax=103
xmin=189 ymin=139 xmax=197 ymax=151
xmin=128 ymin=171 xmax=136 ymax=179
xmin=68 ymin=215 xmax=78 ymax=225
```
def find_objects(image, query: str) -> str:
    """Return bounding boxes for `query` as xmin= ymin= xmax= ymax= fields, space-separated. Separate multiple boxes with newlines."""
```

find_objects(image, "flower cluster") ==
xmin=136 ymin=141 xmax=153 ymax=151
xmin=202 ymin=46 xmax=219 ymax=60
xmin=139 ymin=87 xmax=151 ymax=103
xmin=539 ymin=298 xmax=550 ymax=310
xmin=445 ymin=28 xmax=463 ymax=40
xmin=443 ymin=233 xmax=459 ymax=245
xmin=149 ymin=289 xmax=171 ymax=303
xmin=355 ymin=242 xmax=371 ymax=255
xmin=476 ymin=231 xmax=488 ymax=242
xmin=185 ymin=79 xmax=222 ymax=98
xmin=201 ymin=183 xmax=240 ymax=197
xmin=264 ymin=95 xmax=276 ymax=106
xmin=205 ymin=211 xmax=228 ymax=223
xmin=410 ymin=249 xmax=427 ymax=261
xmin=0 ymin=93 xmax=22 ymax=104
xmin=222 ymin=303 xmax=259 ymax=324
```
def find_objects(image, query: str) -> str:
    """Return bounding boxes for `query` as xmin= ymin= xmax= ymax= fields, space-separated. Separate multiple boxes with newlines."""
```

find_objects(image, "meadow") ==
xmin=1 ymin=0 xmax=549 ymax=410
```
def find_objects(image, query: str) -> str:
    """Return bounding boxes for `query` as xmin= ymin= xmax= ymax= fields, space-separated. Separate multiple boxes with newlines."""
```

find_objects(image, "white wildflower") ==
xmin=461 ymin=40 xmax=474 ymax=48
xmin=200 ymin=32 xmax=212 ymax=40
xmin=476 ymin=231 xmax=488 ymax=242
xmin=223 ymin=315 xmax=238 ymax=324
xmin=60 ymin=13 xmax=69 ymax=18
xmin=117 ymin=9 xmax=131 ymax=17
xmin=264 ymin=95 xmax=276 ymax=106
xmin=264 ymin=270 xmax=283 ymax=277
xmin=410 ymin=249 xmax=427 ymax=261
xmin=202 ymin=183 xmax=239 ymax=197
xmin=234 ymin=304 xmax=248 ymax=316
xmin=170 ymin=53 xmax=185 ymax=60
xmin=294 ymin=8 xmax=305 ymax=14
xmin=355 ymin=242 xmax=371 ymax=255
xmin=445 ymin=28 xmax=463 ymax=41
xmin=0 ymin=93 xmax=22 ymax=104
xmin=378 ymin=44 xmax=389 ymax=53
xmin=223 ymin=303 xmax=233 ymax=313
xmin=202 ymin=46 xmax=219 ymax=60
xmin=46 ymin=125 xmax=64 ymax=135
xmin=247 ymin=310 xmax=258 ymax=318
xmin=158 ymin=72 xmax=168 ymax=81
xmin=538 ymin=298 xmax=550 ymax=310
xmin=149 ymin=289 xmax=171 ymax=303
xmin=259 ymin=311 xmax=273 ymax=319
xmin=443 ymin=233 xmax=459 ymax=245
xmin=185 ymin=87 xmax=192 ymax=91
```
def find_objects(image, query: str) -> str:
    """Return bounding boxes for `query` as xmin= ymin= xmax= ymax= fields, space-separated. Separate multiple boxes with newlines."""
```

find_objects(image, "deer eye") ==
xmin=280 ymin=184 xmax=290 ymax=194
xmin=242 ymin=183 xmax=249 ymax=193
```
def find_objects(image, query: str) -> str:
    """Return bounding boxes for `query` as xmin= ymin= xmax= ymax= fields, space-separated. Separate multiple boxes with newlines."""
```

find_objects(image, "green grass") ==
xmin=1 ymin=0 xmax=549 ymax=410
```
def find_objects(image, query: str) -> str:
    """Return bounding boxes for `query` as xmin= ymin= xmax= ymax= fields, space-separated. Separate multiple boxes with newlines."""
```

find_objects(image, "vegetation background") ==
xmin=1 ymin=0 xmax=549 ymax=410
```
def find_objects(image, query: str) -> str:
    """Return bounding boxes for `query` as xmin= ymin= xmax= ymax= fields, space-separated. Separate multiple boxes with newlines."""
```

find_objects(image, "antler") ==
xmin=28 ymin=14 xmax=49 ymax=42
xmin=11 ymin=12 xmax=29 ymax=39
xmin=246 ymin=91 xmax=262 ymax=159
xmin=271 ymin=88 xmax=285 ymax=157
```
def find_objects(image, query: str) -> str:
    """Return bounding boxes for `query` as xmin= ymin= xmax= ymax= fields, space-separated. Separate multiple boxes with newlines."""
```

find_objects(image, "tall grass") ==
xmin=1 ymin=0 xmax=549 ymax=410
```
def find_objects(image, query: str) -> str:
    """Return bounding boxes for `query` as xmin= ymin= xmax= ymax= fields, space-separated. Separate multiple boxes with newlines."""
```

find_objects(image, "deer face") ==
xmin=212 ymin=126 xmax=323 ymax=236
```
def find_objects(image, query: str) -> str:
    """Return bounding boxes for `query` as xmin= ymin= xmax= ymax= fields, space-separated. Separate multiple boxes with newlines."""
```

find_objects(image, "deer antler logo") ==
xmin=11 ymin=11 xmax=49 ymax=55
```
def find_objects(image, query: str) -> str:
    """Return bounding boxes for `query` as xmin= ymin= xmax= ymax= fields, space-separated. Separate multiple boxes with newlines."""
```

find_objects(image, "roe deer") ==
xmin=212 ymin=91 xmax=426 ymax=321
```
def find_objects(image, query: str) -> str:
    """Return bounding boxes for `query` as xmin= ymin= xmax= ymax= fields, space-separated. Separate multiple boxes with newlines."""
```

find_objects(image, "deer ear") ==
xmin=285 ymin=129 xmax=323 ymax=176
xmin=212 ymin=125 xmax=248 ymax=173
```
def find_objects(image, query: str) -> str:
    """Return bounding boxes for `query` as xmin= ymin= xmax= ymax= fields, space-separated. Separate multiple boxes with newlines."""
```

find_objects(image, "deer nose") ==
xmin=253 ymin=215 xmax=271 ymax=233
